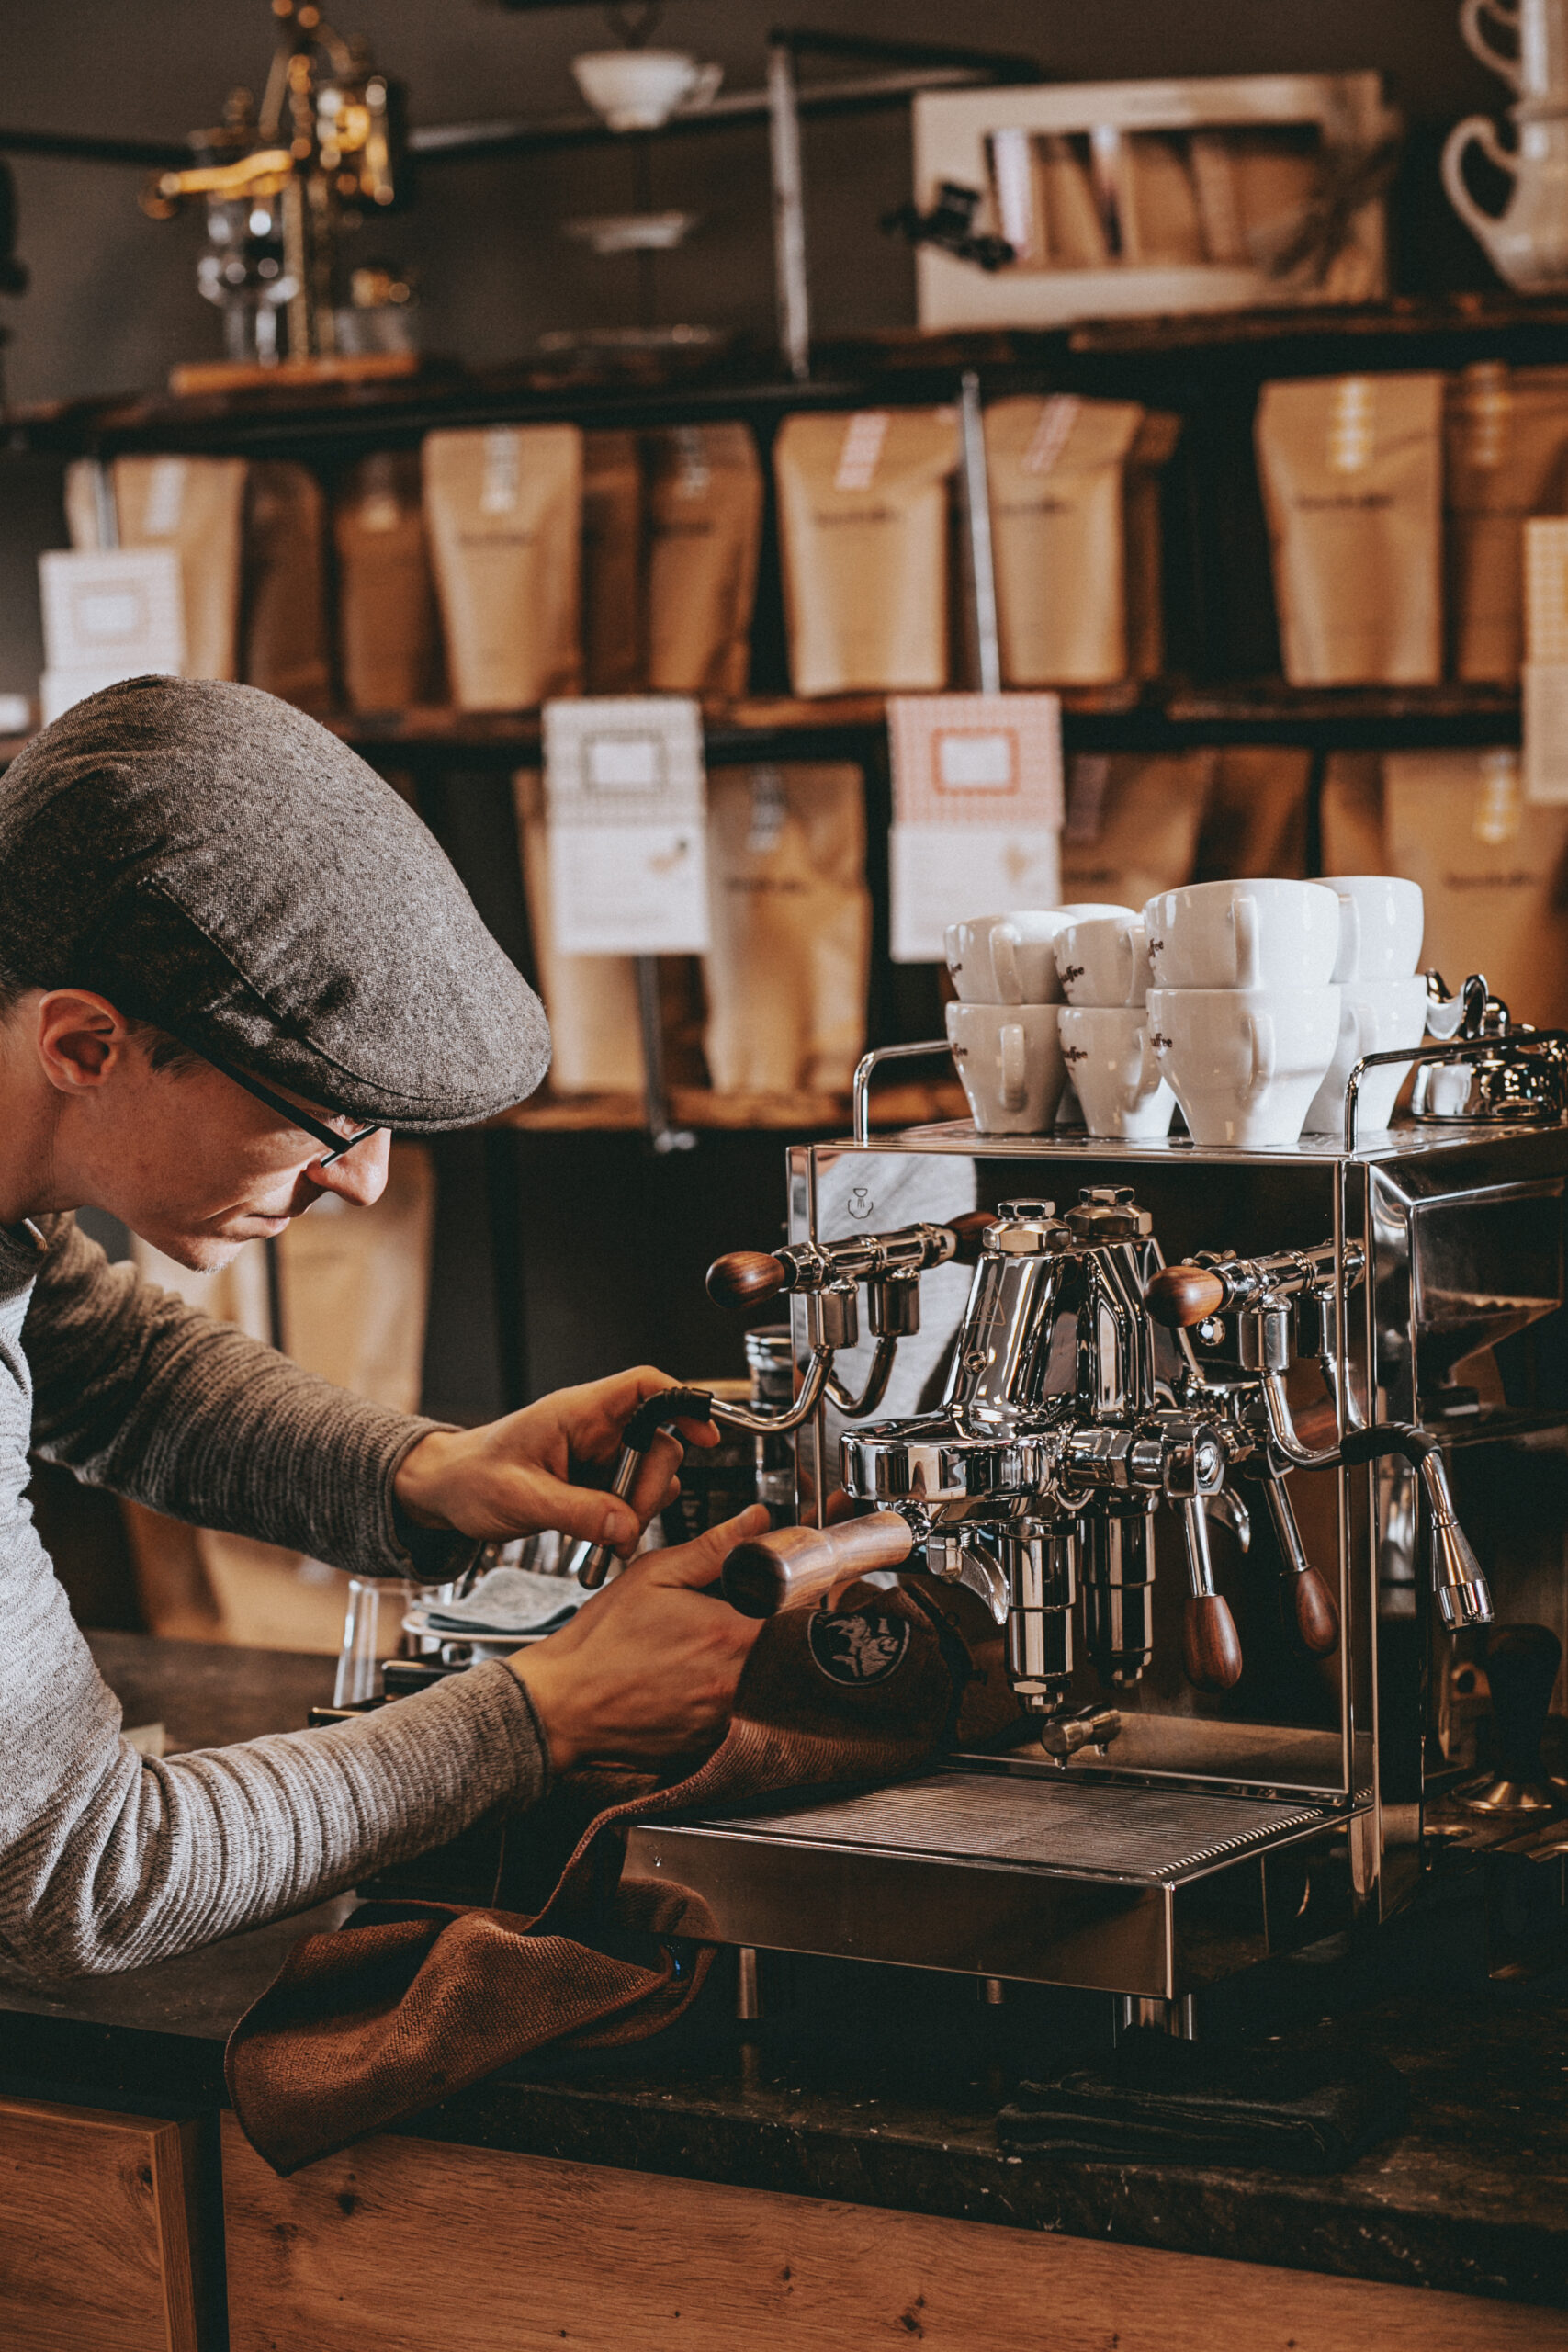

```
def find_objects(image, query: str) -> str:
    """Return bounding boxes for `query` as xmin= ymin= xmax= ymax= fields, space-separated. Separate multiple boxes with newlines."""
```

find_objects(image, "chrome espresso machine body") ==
xmin=622 ymin=1028 xmax=1568 ymax=2010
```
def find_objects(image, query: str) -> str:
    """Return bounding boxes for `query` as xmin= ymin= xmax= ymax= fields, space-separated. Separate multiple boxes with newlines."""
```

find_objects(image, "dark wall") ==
xmin=0 ymin=0 xmax=1510 ymax=413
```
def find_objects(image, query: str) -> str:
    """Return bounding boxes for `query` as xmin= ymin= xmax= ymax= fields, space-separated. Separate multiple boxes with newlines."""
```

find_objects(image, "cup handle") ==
xmin=999 ymin=1022 xmax=1028 ymax=1112
xmin=1337 ymin=894 xmax=1361 ymax=982
xmin=1442 ymin=117 xmax=1517 ymax=253
xmin=1234 ymin=894 xmax=1259 ymax=989
xmin=1246 ymin=1011 xmax=1276 ymax=1100
xmin=1460 ymin=0 xmax=1522 ymax=92
xmin=993 ymin=927 xmax=1021 ymax=1004
xmin=1122 ymin=1024 xmax=1159 ymax=1110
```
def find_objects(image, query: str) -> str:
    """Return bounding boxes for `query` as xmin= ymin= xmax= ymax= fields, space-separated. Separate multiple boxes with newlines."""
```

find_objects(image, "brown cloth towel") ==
xmin=226 ymin=1577 xmax=1016 ymax=2174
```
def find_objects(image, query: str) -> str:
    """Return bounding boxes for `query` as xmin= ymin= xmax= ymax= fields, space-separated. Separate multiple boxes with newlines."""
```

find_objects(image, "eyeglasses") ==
xmin=194 ymin=1040 xmax=385 ymax=1167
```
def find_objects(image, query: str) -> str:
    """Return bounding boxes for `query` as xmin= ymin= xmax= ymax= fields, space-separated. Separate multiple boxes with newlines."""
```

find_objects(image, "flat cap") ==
xmin=0 ymin=674 xmax=550 ymax=1127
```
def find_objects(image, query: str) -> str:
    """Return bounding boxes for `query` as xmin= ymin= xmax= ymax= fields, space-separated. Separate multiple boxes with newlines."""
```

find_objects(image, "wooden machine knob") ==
xmin=706 ymin=1250 xmax=788 ymax=1310
xmin=1145 ymin=1264 xmax=1228 ymax=1329
xmin=722 ymin=1511 xmax=914 ymax=1619
xmin=946 ymin=1210 xmax=998 ymax=1263
xmin=1289 ymin=1566 xmax=1340 ymax=1657
xmin=1181 ymin=1593 xmax=1244 ymax=1692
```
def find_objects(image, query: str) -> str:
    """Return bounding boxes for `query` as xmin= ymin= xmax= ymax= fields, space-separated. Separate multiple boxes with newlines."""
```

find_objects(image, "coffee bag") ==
xmin=1255 ymin=373 xmax=1444 ymax=684
xmin=513 ymin=769 xmax=642 ymax=1094
xmin=107 ymin=456 xmax=248 ymax=680
xmin=704 ymin=763 xmax=870 ymax=1096
xmin=1195 ymin=746 xmax=1313 ymax=880
xmin=1124 ymin=410 xmax=1182 ymax=681
xmin=241 ymin=461 xmax=332 ymax=712
xmin=424 ymin=425 xmax=582 ymax=710
xmin=1383 ymin=748 xmax=1568 ymax=1028
xmin=774 ymin=409 xmax=959 ymax=696
xmin=645 ymin=424 xmax=763 ymax=698
xmin=1060 ymin=751 xmax=1213 ymax=912
xmin=1446 ymin=363 xmax=1568 ymax=684
xmin=1319 ymin=752 xmax=1387 ymax=877
xmin=333 ymin=452 xmax=443 ymax=712
xmin=581 ymin=430 xmax=644 ymax=695
xmin=1129 ymin=134 xmax=1205 ymax=265
xmin=985 ymin=396 xmax=1145 ymax=687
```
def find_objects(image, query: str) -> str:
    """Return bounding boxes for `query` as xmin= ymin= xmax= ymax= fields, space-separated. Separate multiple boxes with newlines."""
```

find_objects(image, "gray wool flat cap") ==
xmin=0 ymin=674 xmax=550 ymax=1127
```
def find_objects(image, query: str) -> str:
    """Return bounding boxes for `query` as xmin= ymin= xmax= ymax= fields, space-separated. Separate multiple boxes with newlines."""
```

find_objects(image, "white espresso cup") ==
xmin=1303 ymin=974 xmax=1429 ymax=1136
xmin=1147 ymin=985 xmax=1340 ymax=1148
xmin=571 ymin=49 xmax=723 ymax=131
xmin=1322 ymin=875 xmax=1424 ymax=985
xmin=946 ymin=1000 xmax=1066 ymax=1135
xmin=946 ymin=905 xmax=1133 ymax=1004
xmin=1058 ymin=1006 xmax=1176 ymax=1138
xmin=1055 ymin=914 xmax=1152 ymax=1007
xmin=1144 ymin=878 xmax=1341 ymax=992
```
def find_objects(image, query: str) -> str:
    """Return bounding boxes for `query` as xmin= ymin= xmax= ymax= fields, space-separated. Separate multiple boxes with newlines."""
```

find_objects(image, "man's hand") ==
xmin=510 ymin=1505 xmax=769 ymax=1770
xmin=393 ymin=1366 xmax=718 ymax=1556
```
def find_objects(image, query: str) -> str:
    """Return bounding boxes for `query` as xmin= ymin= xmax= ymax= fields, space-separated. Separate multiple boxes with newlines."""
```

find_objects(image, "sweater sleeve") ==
xmin=23 ymin=1215 xmax=468 ymax=1579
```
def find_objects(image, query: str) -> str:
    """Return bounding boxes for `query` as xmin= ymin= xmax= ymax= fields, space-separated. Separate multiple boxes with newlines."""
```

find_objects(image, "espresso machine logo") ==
xmin=808 ymin=1606 xmax=910 ymax=1686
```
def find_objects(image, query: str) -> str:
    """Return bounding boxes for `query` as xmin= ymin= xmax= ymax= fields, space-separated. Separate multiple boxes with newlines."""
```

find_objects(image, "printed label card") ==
xmin=38 ymin=548 xmax=186 ymax=724
xmin=1525 ymin=519 xmax=1568 ymax=804
xmin=542 ymin=695 xmax=711 ymax=955
xmin=886 ymin=693 xmax=1063 ymax=962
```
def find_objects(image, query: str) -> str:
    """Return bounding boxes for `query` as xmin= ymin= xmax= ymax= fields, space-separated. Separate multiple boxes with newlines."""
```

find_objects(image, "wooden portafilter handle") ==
xmin=722 ymin=1510 xmax=914 ymax=1619
xmin=1145 ymin=1264 xmax=1228 ymax=1329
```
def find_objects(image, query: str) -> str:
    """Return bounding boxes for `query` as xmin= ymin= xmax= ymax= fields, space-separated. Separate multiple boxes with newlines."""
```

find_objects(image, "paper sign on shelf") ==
xmin=38 ymin=547 xmax=186 ymax=724
xmin=886 ymin=692 xmax=1063 ymax=962
xmin=542 ymin=695 xmax=711 ymax=955
xmin=1524 ymin=519 xmax=1568 ymax=803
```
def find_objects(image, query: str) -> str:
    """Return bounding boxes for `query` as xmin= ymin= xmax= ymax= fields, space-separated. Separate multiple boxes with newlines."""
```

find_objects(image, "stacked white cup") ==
xmin=1143 ymin=879 xmax=1344 ymax=1148
xmin=1303 ymin=876 xmax=1427 ymax=1136
xmin=944 ymin=905 xmax=1133 ymax=1134
xmin=1053 ymin=910 xmax=1178 ymax=1138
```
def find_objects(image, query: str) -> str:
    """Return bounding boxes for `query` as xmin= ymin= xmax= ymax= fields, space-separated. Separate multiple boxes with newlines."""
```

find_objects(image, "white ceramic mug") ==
xmin=946 ymin=906 xmax=1133 ymax=1004
xmin=946 ymin=999 xmax=1066 ymax=1135
xmin=571 ymin=49 xmax=723 ymax=130
xmin=1143 ymin=879 xmax=1341 ymax=992
xmin=1322 ymin=875 xmax=1425 ymax=985
xmin=1055 ymin=914 xmax=1152 ymax=1007
xmin=1147 ymin=985 xmax=1341 ymax=1148
xmin=1057 ymin=1006 xmax=1176 ymax=1138
xmin=1303 ymin=975 xmax=1429 ymax=1136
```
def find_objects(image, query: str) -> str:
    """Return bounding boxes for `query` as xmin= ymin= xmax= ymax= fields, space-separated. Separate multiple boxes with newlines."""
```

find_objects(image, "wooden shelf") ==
xmin=489 ymin=1080 xmax=966 ymax=1136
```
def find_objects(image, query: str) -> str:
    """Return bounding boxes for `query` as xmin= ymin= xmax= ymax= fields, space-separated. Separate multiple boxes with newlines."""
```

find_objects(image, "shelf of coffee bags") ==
xmin=487 ymin=1079 xmax=968 ymax=1135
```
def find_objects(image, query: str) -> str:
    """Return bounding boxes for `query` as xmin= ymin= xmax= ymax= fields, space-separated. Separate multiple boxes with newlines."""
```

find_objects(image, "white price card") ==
xmin=886 ymin=692 xmax=1063 ymax=962
xmin=39 ymin=548 xmax=185 ymax=674
xmin=542 ymin=695 xmax=711 ymax=955
xmin=1524 ymin=663 xmax=1568 ymax=804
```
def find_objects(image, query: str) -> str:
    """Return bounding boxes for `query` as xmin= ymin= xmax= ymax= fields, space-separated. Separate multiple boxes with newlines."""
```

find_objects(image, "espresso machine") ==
xmin=618 ymin=1001 xmax=1568 ymax=2018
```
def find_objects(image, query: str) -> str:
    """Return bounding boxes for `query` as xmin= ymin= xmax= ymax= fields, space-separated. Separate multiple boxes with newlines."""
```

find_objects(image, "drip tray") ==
xmin=623 ymin=1770 xmax=1354 ymax=1996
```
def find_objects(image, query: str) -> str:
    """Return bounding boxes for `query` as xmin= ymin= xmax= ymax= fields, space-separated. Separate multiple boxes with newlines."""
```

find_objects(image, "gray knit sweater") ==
xmin=0 ymin=1213 xmax=549 ymax=1979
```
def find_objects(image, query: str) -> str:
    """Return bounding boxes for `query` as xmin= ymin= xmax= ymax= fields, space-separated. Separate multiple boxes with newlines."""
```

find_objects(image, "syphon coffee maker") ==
xmin=609 ymin=994 xmax=1568 ymax=2018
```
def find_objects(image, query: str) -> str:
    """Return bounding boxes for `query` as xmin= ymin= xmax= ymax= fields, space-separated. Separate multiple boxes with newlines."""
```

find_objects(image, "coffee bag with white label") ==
xmin=581 ymin=430 xmax=643 ymax=695
xmin=1384 ymin=748 xmax=1568 ymax=1028
xmin=333 ymin=452 xmax=443 ymax=712
xmin=774 ymin=409 xmax=958 ymax=696
xmin=704 ymin=763 xmax=869 ymax=1095
xmin=513 ymin=769 xmax=642 ymax=1094
xmin=1446 ymin=362 xmax=1568 ymax=684
xmin=107 ymin=455 xmax=248 ymax=681
xmin=241 ymin=461 xmax=332 ymax=712
xmin=424 ymin=425 xmax=582 ymax=710
xmin=985 ymin=396 xmax=1145 ymax=687
xmin=1255 ymin=373 xmax=1443 ymax=684
xmin=646 ymin=424 xmax=762 ymax=698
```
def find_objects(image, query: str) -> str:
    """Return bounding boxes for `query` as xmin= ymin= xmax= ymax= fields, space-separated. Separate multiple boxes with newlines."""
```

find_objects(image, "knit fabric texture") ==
xmin=0 ymin=1215 xmax=550 ymax=1979
xmin=0 ymin=675 xmax=551 ymax=1126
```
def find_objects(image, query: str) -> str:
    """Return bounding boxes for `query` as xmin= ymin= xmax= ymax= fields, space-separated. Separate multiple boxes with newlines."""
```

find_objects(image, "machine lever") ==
xmin=722 ymin=1510 xmax=914 ymax=1617
xmin=567 ymin=1387 xmax=716 ymax=1590
xmin=1179 ymin=1497 xmax=1244 ymax=1692
xmin=1260 ymin=1475 xmax=1340 ymax=1657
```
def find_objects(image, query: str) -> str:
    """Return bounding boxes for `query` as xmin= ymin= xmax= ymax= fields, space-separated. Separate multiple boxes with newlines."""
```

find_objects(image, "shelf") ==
xmin=489 ymin=1080 xmax=966 ymax=1136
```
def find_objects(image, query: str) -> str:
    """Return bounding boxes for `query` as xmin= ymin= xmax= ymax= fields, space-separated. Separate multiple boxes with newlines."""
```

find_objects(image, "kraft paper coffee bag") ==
xmin=1256 ymin=373 xmax=1444 ymax=685
xmin=513 ymin=770 xmax=642 ymax=1094
xmin=104 ymin=455 xmax=248 ymax=680
xmin=986 ymin=395 xmax=1145 ymax=687
xmin=424 ymin=425 xmax=582 ymax=710
xmin=1446 ymin=362 xmax=1568 ymax=684
xmin=646 ymin=423 xmax=763 ymax=698
xmin=333 ymin=452 xmax=443 ymax=712
xmin=1195 ymin=746 xmax=1313 ymax=880
xmin=1383 ymin=749 xmax=1568 ymax=1028
xmin=1040 ymin=134 xmax=1111 ymax=266
xmin=704 ymin=763 xmax=870 ymax=1096
xmin=581 ymin=430 xmax=644 ymax=695
xmin=1129 ymin=134 xmax=1205 ymax=264
xmin=241 ymin=461 xmax=332 ymax=713
xmin=1320 ymin=752 xmax=1388 ymax=877
xmin=1060 ymin=751 xmax=1213 ymax=912
xmin=774 ymin=409 xmax=959 ymax=696
xmin=1124 ymin=410 xmax=1182 ymax=681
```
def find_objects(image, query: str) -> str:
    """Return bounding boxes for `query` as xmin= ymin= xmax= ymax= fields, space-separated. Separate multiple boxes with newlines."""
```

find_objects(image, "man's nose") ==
xmin=308 ymin=1126 xmax=391 ymax=1207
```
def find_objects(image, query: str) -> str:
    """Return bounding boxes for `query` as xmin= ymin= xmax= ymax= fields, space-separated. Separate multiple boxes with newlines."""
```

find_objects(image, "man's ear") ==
xmin=34 ymin=990 xmax=137 ymax=1097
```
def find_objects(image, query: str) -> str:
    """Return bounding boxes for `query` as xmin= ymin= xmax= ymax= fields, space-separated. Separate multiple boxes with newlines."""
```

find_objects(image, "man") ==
xmin=0 ymin=673 xmax=765 ymax=1979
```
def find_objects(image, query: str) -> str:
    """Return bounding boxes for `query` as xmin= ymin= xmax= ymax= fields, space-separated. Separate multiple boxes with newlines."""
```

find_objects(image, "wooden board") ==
xmin=0 ymin=2097 xmax=203 ymax=2352
xmin=220 ymin=2115 xmax=1568 ymax=2352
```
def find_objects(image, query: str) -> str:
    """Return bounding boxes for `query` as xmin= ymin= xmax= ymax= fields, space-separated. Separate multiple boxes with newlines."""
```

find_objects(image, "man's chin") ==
xmin=135 ymin=1220 xmax=286 ymax=1271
